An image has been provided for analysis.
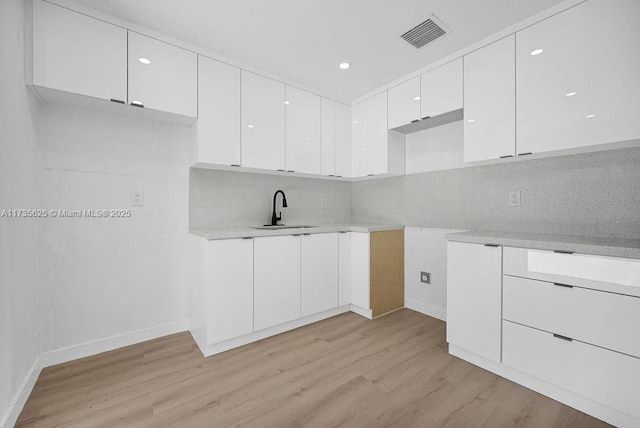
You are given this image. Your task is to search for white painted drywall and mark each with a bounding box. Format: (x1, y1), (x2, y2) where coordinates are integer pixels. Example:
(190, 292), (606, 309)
(0, 0), (41, 426)
(404, 227), (464, 320)
(35, 103), (190, 356)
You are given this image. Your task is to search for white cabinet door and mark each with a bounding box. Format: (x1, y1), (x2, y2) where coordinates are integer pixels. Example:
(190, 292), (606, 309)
(320, 97), (336, 176)
(366, 91), (389, 175)
(254, 235), (301, 330)
(285, 86), (321, 174)
(446, 241), (502, 362)
(350, 232), (370, 310)
(464, 35), (515, 162)
(351, 100), (368, 178)
(516, 0), (640, 155)
(207, 239), (253, 344)
(31, 0), (127, 102)
(241, 71), (286, 170)
(334, 102), (352, 178)
(301, 233), (338, 316)
(421, 58), (463, 118)
(191, 56), (241, 166)
(387, 77), (421, 129)
(128, 32), (197, 117)
(338, 232), (351, 307)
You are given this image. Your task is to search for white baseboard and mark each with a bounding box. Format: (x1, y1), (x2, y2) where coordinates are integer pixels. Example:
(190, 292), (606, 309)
(449, 345), (639, 428)
(349, 304), (373, 319)
(0, 356), (41, 428)
(405, 298), (446, 321)
(41, 319), (189, 368)
(196, 306), (351, 357)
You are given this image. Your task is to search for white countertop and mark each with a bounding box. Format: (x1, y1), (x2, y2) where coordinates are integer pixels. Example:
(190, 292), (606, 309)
(190, 224), (404, 240)
(447, 230), (640, 259)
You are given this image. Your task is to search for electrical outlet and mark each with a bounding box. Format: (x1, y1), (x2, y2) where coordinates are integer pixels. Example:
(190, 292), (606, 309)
(320, 198), (328, 209)
(420, 271), (431, 284)
(131, 190), (144, 206)
(509, 191), (520, 207)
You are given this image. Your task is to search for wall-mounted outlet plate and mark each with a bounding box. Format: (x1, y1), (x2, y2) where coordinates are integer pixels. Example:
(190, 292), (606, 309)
(320, 198), (328, 209)
(420, 271), (431, 284)
(131, 190), (144, 206)
(509, 191), (521, 207)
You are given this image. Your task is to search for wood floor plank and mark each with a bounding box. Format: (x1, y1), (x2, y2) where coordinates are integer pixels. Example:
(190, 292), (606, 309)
(16, 310), (611, 428)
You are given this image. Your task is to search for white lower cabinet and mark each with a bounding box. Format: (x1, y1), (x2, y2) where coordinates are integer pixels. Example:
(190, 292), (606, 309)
(207, 239), (254, 343)
(254, 235), (301, 330)
(301, 233), (339, 316)
(446, 241), (502, 362)
(350, 232), (370, 311)
(503, 320), (640, 420)
(338, 232), (352, 306)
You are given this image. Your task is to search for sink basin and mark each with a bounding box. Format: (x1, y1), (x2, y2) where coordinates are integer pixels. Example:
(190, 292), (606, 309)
(250, 225), (318, 230)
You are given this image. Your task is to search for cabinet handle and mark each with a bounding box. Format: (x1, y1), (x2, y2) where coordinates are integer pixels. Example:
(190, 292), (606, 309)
(484, 244), (500, 247)
(130, 102), (144, 108)
(110, 98), (125, 104)
(292, 234), (302, 237)
(277, 169), (286, 172)
(553, 282), (574, 289)
(328, 174), (335, 177)
(287, 170), (295, 173)
(518, 152), (533, 156)
(336, 175), (343, 178)
(367, 174), (375, 177)
(230, 164), (240, 167)
(410, 119), (420, 123)
(339, 231), (348, 234)
(302, 233), (311, 236)
(553, 333), (573, 342)
(499, 155), (514, 159)
(242, 237), (253, 240)
(553, 250), (574, 255)
(421, 116), (431, 120)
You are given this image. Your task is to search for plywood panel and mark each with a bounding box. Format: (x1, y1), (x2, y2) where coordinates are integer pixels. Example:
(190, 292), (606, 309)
(370, 230), (405, 318)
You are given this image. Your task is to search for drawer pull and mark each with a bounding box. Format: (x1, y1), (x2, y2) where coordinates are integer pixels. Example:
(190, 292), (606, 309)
(499, 155), (514, 159)
(110, 98), (125, 104)
(484, 244), (500, 247)
(518, 152), (533, 156)
(553, 250), (574, 254)
(411, 119), (420, 123)
(241, 237), (253, 240)
(554, 282), (574, 288)
(553, 333), (573, 342)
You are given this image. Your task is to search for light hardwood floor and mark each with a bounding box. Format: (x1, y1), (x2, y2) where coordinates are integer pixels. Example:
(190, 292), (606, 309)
(16, 309), (610, 427)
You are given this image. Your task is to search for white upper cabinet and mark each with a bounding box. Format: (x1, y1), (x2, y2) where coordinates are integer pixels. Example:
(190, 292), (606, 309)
(190, 56), (241, 166)
(387, 77), (421, 129)
(420, 58), (463, 118)
(464, 35), (516, 162)
(351, 100), (368, 177)
(334, 102), (352, 178)
(516, 0), (640, 155)
(320, 97), (336, 176)
(285, 86), (321, 174)
(301, 233), (339, 317)
(127, 32), (197, 117)
(31, 0), (127, 102)
(241, 71), (286, 171)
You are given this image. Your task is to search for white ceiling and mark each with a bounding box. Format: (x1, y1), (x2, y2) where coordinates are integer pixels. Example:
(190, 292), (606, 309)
(69, 0), (566, 102)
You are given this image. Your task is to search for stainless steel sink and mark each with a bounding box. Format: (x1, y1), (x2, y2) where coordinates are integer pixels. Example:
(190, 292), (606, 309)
(249, 225), (318, 230)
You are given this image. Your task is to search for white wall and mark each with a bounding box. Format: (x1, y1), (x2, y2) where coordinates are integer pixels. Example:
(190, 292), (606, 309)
(36, 103), (190, 363)
(0, 0), (41, 426)
(404, 227), (464, 320)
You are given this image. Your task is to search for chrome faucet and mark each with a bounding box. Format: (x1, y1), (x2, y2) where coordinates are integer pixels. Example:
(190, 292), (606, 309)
(271, 190), (288, 226)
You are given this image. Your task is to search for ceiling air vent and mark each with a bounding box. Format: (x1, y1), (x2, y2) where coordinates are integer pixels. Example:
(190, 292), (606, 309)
(401, 15), (448, 49)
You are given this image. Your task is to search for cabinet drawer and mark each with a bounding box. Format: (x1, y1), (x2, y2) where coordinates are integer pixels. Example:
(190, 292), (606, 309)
(503, 247), (640, 297)
(503, 321), (640, 419)
(503, 275), (640, 358)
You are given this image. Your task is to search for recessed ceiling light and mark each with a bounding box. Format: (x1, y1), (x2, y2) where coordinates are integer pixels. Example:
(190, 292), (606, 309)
(284, 101), (290, 105)
(530, 49), (544, 56)
(413, 96), (421, 101)
(247, 124), (255, 128)
(304, 137), (309, 141)
(566, 92), (577, 97)
(467, 119), (475, 123)
(138, 57), (151, 65)
(585, 114), (596, 118)
(352, 120), (358, 124)
(339, 62), (350, 70)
